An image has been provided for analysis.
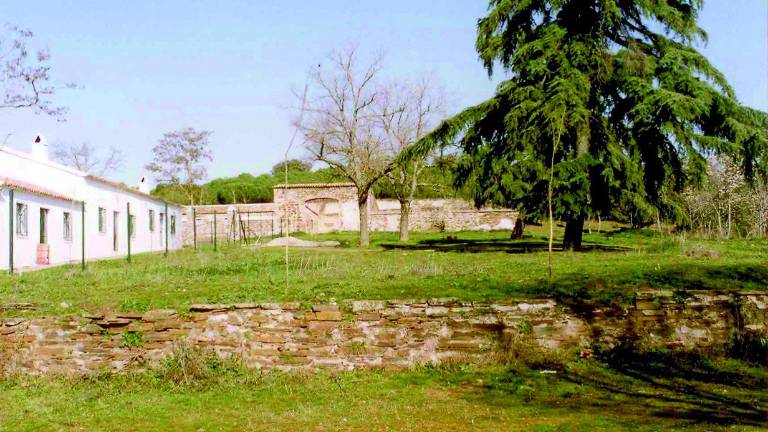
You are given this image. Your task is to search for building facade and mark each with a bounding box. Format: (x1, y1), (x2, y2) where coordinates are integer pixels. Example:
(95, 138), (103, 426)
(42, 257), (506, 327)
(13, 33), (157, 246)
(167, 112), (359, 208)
(0, 136), (183, 272)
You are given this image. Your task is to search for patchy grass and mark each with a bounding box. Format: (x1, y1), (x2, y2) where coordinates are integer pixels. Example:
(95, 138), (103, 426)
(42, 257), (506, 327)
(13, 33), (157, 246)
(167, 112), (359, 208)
(0, 352), (765, 431)
(0, 223), (766, 316)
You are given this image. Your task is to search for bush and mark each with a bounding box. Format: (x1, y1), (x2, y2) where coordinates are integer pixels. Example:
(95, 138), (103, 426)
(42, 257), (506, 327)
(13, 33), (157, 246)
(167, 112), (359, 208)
(156, 342), (244, 387)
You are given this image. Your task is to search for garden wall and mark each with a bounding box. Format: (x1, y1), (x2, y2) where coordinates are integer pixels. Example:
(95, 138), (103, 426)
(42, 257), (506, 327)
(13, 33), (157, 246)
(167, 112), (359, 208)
(1, 291), (765, 376)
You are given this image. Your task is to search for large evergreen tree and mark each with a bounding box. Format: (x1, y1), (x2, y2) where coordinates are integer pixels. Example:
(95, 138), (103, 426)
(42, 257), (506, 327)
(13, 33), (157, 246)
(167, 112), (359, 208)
(413, 0), (767, 249)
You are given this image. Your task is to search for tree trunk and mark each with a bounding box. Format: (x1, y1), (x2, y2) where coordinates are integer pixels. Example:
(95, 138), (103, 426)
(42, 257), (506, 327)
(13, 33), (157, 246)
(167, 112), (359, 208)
(399, 200), (410, 242)
(562, 216), (585, 251)
(359, 196), (370, 247)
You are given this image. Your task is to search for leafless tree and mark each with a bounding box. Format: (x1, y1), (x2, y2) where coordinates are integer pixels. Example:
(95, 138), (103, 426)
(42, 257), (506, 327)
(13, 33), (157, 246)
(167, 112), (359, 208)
(145, 128), (213, 205)
(0, 25), (70, 119)
(51, 141), (123, 176)
(378, 80), (444, 241)
(296, 48), (396, 247)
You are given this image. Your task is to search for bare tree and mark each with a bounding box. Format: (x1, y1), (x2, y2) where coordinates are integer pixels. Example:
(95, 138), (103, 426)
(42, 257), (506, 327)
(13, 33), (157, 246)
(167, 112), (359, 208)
(296, 48), (396, 247)
(51, 142), (123, 176)
(145, 128), (213, 205)
(0, 25), (69, 119)
(379, 80), (444, 241)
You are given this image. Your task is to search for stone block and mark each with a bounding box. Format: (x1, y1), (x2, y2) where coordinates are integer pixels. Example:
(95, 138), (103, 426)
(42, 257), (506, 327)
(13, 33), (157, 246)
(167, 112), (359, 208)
(427, 298), (459, 307)
(425, 306), (449, 317)
(351, 300), (386, 313)
(190, 304), (231, 312)
(308, 321), (339, 334)
(313, 311), (343, 321)
(312, 304), (341, 312)
(356, 312), (381, 321)
(141, 310), (177, 322)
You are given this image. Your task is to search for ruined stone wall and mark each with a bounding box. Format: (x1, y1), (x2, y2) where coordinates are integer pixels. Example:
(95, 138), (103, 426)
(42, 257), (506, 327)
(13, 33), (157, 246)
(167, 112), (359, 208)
(1, 291), (765, 376)
(182, 185), (519, 238)
(181, 204), (278, 245)
(370, 199), (518, 232)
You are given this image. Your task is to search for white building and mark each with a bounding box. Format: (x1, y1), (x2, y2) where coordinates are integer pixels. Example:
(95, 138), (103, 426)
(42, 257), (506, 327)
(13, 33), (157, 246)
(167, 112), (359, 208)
(0, 136), (183, 272)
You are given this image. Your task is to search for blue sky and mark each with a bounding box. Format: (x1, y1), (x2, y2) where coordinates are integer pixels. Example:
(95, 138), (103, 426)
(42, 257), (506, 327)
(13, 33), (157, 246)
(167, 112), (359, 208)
(0, 1), (765, 185)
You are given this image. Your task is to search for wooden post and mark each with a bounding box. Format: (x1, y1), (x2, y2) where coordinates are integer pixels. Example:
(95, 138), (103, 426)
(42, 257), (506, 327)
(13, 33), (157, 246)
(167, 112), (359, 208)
(164, 202), (169, 257)
(126, 202), (131, 263)
(213, 211), (218, 251)
(81, 201), (86, 270)
(8, 189), (13, 274)
(192, 207), (197, 250)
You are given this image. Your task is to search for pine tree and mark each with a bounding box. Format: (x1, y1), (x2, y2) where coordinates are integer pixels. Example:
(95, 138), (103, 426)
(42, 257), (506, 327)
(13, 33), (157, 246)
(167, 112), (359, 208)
(412, 0), (767, 250)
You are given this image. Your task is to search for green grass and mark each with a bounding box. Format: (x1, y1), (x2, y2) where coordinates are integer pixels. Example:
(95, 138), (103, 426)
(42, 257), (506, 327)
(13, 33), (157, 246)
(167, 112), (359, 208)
(1, 223), (767, 317)
(1, 352), (765, 431)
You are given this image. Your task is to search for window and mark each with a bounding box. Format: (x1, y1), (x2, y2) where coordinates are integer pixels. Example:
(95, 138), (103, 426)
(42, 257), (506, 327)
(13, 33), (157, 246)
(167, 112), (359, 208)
(149, 210), (155, 232)
(129, 214), (136, 239)
(170, 215), (176, 235)
(15, 203), (27, 237)
(98, 207), (106, 233)
(63, 212), (72, 241)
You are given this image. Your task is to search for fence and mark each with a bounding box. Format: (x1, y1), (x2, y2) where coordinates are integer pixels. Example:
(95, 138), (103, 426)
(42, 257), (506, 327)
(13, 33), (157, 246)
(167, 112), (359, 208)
(184, 207), (280, 248)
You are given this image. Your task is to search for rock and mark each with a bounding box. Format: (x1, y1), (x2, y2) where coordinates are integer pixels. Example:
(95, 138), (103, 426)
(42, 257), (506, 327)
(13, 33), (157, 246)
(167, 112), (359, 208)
(189, 304), (231, 312)
(0, 303), (35, 311)
(96, 318), (132, 328)
(312, 304), (340, 312)
(80, 324), (103, 334)
(311, 311), (343, 321)
(141, 309), (178, 322)
(352, 300), (385, 312)
(3, 317), (26, 327)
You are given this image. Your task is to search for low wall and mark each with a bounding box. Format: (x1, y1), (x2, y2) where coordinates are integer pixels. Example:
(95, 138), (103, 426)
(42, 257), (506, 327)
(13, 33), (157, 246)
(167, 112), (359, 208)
(1, 291), (765, 376)
(370, 199), (518, 232)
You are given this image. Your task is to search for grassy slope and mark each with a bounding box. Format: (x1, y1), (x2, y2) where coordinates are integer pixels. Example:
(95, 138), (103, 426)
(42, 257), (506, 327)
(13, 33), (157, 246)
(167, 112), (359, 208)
(1, 354), (766, 431)
(0, 223), (766, 316)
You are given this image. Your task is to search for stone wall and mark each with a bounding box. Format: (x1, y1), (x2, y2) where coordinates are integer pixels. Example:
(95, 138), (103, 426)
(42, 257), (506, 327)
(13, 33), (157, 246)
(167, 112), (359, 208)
(181, 184), (519, 242)
(1, 291), (765, 376)
(370, 199), (518, 232)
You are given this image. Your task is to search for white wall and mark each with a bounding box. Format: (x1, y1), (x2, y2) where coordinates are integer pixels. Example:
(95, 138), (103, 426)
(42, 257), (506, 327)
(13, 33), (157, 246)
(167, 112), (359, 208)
(0, 147), (182, 271)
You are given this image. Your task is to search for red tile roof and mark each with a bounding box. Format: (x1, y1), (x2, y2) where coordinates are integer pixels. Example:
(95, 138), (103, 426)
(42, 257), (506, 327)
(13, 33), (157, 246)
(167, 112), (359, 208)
(1, 177), (81, 202)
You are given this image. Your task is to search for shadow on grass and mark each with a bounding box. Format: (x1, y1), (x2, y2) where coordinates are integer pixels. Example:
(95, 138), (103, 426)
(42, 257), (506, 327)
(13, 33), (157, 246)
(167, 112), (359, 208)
(521, 262), (768, 311)
(559, 349), (768, 427)
(380, 238), (631, 254)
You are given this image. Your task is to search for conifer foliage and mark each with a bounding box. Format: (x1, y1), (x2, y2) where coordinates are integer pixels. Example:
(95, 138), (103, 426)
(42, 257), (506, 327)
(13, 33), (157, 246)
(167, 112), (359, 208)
(413, 0), (767, 249)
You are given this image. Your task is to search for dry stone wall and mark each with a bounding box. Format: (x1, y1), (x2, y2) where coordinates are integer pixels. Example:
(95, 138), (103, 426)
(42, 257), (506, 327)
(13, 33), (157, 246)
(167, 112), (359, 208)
(1, 291), (766, 376)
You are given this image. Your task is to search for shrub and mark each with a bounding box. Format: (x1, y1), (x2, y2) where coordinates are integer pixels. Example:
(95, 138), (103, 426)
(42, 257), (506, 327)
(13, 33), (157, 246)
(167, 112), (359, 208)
(155, 341), (244, 387)
(121, 331), (144, 348)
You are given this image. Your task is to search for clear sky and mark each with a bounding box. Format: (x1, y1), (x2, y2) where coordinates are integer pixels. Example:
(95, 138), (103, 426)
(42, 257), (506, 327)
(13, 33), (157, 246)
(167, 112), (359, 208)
(0, 1), (765, 186)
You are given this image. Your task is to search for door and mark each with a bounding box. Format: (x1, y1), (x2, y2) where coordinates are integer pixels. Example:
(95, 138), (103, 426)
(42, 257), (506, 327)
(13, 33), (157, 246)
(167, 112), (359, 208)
(113, 211), (119, 251)
(39, 208), (48, 244)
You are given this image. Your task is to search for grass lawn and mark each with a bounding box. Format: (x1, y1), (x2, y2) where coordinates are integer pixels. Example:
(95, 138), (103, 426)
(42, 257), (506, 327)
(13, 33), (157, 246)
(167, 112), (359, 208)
(1, 352), (765, 431)
(0, 223), (767, 317)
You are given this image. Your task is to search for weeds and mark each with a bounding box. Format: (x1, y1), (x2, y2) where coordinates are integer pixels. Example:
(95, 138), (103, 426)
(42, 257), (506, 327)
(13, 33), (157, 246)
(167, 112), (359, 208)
(121, 331), (144, 348)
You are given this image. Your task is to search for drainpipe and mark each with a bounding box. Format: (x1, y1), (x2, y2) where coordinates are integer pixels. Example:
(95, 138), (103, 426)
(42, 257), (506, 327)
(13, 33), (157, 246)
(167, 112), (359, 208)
(8, 189), (13, 274)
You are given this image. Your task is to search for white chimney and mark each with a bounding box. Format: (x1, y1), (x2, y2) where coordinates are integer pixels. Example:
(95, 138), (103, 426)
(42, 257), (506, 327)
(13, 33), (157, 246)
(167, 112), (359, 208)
(30, 134), (48, 160)
(138, 176), (151, 194)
